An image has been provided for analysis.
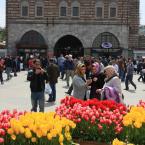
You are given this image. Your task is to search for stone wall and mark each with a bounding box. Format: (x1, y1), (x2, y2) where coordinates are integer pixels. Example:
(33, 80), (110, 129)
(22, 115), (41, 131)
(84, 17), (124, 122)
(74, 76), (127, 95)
(128, 0), (139, 50)
(138, 35), (145, 49)
(6, 0), (140, 56)
(7, 23), (128, 55)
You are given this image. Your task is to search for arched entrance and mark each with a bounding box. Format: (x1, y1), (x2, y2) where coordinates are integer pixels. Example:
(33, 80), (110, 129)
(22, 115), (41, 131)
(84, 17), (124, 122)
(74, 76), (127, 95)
(16, 30), (47, 58)
(54, 35), (84, 57)
(92, 32), (122, 57)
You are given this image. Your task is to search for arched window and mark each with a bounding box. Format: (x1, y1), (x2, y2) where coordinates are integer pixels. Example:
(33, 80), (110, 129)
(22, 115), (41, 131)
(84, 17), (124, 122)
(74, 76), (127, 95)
(95, 0), (104, 18)
(59, 0), (67, 17)
(71, 1), (80, 17)
(35, 0), (44, 17)
(109, 1), (118, 18)
(21, 0), (29, 17)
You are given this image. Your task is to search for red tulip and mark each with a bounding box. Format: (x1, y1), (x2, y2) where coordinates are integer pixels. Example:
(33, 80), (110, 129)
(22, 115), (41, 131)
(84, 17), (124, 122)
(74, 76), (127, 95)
(0, 129), (5, 136)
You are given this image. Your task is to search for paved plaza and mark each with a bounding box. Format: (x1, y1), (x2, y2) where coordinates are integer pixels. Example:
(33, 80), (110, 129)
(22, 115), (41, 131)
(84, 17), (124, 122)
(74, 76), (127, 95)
(0, 71), (145, 112)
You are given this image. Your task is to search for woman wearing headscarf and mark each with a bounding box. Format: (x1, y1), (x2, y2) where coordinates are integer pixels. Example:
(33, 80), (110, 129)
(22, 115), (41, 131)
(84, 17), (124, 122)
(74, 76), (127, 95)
(97, 65), (123, 103)
(72, 63), (92, 100)
(89, 62), (105, 99)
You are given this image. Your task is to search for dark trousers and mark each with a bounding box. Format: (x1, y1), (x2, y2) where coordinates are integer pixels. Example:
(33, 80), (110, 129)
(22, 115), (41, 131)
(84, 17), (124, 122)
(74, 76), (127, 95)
(67, 83), (73, 95)
(50, 83), (56, 101)
(125, 75), (136, 89)
(31, 91), (45, 112)
(0, 71), (3, 84)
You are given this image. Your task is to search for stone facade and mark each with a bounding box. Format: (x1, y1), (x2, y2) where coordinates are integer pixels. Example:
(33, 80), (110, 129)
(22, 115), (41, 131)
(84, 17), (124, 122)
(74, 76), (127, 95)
(6, 0), (140, 57)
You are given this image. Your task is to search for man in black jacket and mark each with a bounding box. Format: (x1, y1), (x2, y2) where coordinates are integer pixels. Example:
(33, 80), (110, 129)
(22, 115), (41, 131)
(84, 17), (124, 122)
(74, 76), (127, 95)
(47, 58), (59, 102)
(27, 59), (48, 112)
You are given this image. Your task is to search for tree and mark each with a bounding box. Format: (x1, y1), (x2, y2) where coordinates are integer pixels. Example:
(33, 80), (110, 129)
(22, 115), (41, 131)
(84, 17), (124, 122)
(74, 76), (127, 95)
(0, 27), (6, 42)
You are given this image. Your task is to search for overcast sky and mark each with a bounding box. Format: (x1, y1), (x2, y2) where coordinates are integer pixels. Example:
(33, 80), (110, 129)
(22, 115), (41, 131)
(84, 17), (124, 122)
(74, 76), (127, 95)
(0, 0), (145, 27)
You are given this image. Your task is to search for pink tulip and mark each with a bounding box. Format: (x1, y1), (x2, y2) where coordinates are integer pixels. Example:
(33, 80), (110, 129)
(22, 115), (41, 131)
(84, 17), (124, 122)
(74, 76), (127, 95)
(0, 138), (4, 143)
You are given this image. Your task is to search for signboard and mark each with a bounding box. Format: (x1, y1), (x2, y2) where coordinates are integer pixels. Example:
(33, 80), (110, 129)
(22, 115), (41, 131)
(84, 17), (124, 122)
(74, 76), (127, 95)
(101, 42), (112, 49)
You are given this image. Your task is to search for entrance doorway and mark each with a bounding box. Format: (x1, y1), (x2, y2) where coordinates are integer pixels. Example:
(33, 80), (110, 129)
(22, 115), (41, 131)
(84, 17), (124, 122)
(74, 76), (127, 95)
(16, 30), (47, 58)
(92, 32), (122, 57)
(54, 35), (83, 57)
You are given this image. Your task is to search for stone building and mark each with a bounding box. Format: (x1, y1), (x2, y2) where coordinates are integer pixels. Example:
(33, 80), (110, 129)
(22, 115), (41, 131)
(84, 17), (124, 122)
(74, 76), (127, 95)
(6, 0), (139, 58)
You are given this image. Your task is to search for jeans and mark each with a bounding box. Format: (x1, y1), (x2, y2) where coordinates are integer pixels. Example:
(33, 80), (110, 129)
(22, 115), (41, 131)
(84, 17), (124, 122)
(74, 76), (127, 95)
(50, 83), (56, 101)
(66, 70), (74, 86)
(119, 69), (125, 81)
(125, 75), (136, 89)
(6, 67), (12, 80)
(59, 65), (65, 79)
(31, 91), (45, 112)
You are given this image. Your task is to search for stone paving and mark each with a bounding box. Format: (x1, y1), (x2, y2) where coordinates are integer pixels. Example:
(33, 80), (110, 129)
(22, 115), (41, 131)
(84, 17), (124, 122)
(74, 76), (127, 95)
(0, 71), (145, 112)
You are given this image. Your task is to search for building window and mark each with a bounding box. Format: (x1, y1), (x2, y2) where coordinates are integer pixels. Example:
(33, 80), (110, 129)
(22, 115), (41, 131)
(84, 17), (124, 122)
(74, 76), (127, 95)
(60, 7), (67, 16)
(96, 7), (103, 17)
(59, 1), (67, 17)
(110, 7), (116, 17)
(21, 0), (29, 17)
(109, 1), (117, 18)
(96, 1), (104, 18)
(35, 1), (43, 17)
(71, 1), (80, 17)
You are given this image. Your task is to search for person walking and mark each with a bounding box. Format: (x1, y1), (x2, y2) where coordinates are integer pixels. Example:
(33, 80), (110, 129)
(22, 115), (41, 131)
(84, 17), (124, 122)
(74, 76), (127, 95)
(27, 59), (48, 112)
(124, 59), (136, 90)
(46, 58), (59, 102)
(64, 55), (74, 87)
(0, 58), (4, 85)
(57, 54), (65, 79)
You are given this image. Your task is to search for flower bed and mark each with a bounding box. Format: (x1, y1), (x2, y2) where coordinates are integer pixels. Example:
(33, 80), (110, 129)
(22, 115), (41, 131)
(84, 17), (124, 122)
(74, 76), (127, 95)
(56, 97), (127, 143)
(0, 109), (24, 144)
(0, 98), (145, 145)
(122, 106), (145, 145)
(6, 112), (76, 145)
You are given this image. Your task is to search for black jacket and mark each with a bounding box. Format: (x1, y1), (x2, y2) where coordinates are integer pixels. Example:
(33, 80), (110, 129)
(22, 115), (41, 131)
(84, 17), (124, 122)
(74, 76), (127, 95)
(47, 63), (59, 84)
(27, 69), (48, 92)
(90, 72), (105, 99)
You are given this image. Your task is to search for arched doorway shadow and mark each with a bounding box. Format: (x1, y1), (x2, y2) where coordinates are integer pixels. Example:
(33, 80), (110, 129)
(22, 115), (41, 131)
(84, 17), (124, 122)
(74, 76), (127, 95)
(54, 35), (84, 57)
(16, 30), (47, 58)
(92, 32), (122, 57)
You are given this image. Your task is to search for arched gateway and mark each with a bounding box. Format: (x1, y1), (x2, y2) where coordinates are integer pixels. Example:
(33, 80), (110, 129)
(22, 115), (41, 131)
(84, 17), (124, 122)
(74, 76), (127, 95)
(92, 32), (122, 57)
(54, 35), (84, 57)
(16, 30), (47, 57)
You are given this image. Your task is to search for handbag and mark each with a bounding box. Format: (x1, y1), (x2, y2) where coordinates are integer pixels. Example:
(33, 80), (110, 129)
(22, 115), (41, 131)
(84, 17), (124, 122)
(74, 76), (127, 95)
(45, 83), (52, 94)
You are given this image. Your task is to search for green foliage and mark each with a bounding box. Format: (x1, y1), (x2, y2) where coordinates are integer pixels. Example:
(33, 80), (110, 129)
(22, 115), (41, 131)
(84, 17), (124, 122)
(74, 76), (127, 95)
(0, 27), (6, 42)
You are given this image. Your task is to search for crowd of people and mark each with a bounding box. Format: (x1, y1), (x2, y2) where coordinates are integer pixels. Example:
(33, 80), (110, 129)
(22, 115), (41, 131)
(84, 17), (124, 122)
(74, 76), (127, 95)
(0, 54), (145, 112)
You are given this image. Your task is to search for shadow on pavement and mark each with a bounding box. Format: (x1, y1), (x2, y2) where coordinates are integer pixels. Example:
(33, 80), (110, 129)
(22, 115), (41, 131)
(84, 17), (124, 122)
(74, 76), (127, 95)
(44, 102), (56, 107)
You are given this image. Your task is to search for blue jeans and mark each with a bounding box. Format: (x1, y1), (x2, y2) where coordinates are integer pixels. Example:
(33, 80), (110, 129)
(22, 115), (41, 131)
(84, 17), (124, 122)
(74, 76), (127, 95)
(50, 83), (56, 101)
(31, 91), (45, 112)
(119, 69), (125, 81)
(125, 75), (136, 89)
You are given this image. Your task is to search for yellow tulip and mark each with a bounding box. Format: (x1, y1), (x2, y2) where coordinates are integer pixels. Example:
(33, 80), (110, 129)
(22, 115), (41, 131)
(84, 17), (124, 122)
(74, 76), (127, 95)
(25, 131), (32, 139)
(7, 128), (14, 135)
(134, 121), (142, 128)
(59, 134), (64, 143)
(31, 137), (37, 143)
(47, 133), (52, 140)
(11, 134), (16, 140)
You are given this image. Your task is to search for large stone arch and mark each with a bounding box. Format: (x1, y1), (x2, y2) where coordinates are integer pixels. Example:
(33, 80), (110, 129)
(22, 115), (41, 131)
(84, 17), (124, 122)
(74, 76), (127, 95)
(16, 29), (48, 47)
(92, 32), (122, 56)
(54, 34), (84, 57)
(16, 30), (48, 57)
